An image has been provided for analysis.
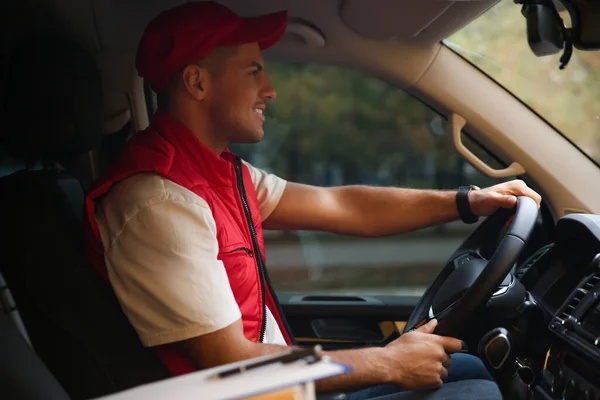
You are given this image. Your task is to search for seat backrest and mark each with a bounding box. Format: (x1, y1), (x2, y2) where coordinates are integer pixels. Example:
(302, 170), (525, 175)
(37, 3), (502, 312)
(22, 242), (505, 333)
(0, 312), (70, 400)
(0, 34), (169, 400)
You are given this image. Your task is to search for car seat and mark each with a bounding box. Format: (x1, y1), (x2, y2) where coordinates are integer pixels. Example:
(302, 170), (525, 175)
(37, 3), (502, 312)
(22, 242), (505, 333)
(0, 304), (70, 400)
(0, 34), (169, 399)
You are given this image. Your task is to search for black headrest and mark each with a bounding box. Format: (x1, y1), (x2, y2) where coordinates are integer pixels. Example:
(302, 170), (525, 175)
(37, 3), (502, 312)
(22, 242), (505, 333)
(3, 34), (104, 164)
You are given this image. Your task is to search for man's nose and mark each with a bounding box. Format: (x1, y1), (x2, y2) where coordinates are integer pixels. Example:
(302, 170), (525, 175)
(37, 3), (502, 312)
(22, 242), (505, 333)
(262, 77), (277, 100)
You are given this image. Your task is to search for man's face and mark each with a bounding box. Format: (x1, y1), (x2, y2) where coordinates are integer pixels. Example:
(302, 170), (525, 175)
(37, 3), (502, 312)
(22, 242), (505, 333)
(205, 43), (276, 144)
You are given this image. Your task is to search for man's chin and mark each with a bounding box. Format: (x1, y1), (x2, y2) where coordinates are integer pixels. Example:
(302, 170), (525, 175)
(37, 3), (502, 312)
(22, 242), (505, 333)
(232, 130), (264, 144)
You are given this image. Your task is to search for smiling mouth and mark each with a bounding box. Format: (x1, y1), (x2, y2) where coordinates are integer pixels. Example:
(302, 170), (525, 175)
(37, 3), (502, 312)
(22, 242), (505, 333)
(253, 108), (265, 123)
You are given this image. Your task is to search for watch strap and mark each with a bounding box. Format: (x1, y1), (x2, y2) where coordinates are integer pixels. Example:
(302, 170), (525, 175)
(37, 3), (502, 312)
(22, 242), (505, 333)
(456, 185), (479, 224)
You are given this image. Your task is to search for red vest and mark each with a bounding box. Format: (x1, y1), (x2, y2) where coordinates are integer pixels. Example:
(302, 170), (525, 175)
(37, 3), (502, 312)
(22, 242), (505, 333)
(84, 110), (293, 376)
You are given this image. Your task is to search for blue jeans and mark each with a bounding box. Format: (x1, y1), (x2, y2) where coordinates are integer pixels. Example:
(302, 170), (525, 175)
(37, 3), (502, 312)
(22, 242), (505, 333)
(322, 353), (501, 400)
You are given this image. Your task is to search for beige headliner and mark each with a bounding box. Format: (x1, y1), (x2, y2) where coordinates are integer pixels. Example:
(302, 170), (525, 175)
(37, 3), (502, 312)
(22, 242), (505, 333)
(2, 0), (599, 217)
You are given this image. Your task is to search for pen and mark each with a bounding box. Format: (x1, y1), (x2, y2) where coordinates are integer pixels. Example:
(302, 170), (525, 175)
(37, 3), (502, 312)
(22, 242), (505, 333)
(208, 345), (323, 380)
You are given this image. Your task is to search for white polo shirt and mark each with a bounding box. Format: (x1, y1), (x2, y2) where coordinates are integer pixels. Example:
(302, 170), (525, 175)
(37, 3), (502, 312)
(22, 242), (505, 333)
(94, 160), (287, 347)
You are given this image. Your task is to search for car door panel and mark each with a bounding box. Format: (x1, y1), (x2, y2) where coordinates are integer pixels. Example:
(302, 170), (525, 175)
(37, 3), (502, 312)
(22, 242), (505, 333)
(278, 293), (420, 350)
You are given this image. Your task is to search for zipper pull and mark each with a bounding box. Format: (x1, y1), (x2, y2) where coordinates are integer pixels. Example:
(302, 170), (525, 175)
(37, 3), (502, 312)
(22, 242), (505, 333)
(246, 248), (254, 258)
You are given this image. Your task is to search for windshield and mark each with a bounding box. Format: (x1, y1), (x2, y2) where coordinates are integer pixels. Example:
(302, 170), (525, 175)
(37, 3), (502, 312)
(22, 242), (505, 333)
(445, 1), (600, 165)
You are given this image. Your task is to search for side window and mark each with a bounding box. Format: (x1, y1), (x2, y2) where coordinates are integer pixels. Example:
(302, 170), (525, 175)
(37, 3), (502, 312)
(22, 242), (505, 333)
(231, 62), (506, 296)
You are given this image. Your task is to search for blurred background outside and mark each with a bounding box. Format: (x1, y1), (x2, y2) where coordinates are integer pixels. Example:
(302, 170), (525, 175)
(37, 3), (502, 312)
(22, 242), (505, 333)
(231, 1), (600, 296)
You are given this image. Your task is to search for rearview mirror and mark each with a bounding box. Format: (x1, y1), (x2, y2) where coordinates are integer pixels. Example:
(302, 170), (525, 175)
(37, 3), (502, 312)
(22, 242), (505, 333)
(524, 3), (564, 57)
(517, 0), (600, 69)
(561, 0), (600, 50)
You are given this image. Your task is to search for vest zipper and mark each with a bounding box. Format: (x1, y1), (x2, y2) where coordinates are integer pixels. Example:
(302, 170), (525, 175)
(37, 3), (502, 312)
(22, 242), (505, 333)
(234, 158), (267, 342)
(223, 247), (253, 256)
(234, 157), (293, 344)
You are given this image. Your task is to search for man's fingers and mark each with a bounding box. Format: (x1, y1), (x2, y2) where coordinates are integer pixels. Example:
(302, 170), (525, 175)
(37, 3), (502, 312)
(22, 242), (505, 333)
(486, 180), (542, 209)
(500, 194), (517, 208)
(442, 353), (452, 368)
(436, 336), (463, 354)
(523, 187), (542, 207)
(416, 318), (438, 334)
(508, 180), (542, 207)
(440, 366), (449, 380)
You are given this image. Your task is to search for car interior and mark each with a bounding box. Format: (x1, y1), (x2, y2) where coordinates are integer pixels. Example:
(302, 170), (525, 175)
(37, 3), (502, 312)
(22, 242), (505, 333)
(1, 0), (600, 399)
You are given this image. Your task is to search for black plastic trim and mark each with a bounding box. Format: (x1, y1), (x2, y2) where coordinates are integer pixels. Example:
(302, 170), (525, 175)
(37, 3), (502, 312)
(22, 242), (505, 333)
(279, 294), (420, 319)
(508, 196), (540, 241)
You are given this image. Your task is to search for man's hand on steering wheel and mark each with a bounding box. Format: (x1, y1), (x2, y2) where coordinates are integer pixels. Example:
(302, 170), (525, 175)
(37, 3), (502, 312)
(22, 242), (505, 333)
(469, 179), (542, 217)
(404, 182), (541, 337)
(381, 319), (464, 390)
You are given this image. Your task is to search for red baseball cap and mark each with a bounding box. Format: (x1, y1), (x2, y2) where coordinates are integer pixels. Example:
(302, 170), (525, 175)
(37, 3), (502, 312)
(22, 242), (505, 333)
(136, 1), (288, 93)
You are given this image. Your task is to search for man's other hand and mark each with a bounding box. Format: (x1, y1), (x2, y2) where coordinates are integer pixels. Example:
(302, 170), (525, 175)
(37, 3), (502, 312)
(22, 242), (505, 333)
(381, 319), (463, 390)
(469, 179), (542, 217)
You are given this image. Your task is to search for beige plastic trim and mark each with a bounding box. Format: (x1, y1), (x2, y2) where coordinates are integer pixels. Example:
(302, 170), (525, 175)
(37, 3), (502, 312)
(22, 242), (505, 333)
(562, 208), (588, 215)
(285, 21), (326, 48)
(129, 71), (150, 131)
(451, 113), (526, 178)
(104, 109), (131, 134)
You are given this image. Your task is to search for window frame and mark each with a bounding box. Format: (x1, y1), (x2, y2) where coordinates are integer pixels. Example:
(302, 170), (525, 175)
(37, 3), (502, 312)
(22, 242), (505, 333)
(442, 40), (600, 170)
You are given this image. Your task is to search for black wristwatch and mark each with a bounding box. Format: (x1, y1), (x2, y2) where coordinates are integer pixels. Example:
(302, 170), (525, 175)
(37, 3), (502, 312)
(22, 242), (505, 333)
(456, 185), (479, 224)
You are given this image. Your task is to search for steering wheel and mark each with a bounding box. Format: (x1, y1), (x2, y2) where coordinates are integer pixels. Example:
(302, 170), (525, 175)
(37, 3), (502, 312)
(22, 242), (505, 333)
(403, 196), (539, 337)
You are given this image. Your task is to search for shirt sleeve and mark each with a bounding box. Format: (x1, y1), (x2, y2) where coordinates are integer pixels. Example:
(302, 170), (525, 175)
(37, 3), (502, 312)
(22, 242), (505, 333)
(103, 198), (242, 347)
(242, 160), (287, 221)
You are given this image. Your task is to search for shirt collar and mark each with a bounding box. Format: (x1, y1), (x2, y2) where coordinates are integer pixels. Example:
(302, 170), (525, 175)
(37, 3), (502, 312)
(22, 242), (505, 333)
(149, 109), (237, 186)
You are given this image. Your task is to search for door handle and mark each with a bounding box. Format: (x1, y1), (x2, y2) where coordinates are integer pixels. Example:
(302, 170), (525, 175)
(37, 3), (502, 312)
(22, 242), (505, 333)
(287, 295), (384, 306)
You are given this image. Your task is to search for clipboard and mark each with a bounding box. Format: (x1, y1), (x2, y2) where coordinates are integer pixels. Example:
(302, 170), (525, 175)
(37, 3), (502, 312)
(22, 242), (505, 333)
(94, 346), (351, 400)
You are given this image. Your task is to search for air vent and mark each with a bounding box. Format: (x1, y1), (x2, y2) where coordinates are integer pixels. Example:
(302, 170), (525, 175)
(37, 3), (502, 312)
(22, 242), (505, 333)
(515, 244), (553, 279)
(559, 288), (587, 322)
(584, 274), (600, 292)
(558, 273), (600, 322)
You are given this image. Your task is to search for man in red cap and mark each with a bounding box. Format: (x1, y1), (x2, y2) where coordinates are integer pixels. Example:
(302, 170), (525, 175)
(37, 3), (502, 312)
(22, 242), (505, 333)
(85, 2), (540, 399)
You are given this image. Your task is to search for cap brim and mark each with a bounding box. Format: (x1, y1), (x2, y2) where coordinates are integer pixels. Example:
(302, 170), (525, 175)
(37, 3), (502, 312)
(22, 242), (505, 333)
(221, 10), (288, 50)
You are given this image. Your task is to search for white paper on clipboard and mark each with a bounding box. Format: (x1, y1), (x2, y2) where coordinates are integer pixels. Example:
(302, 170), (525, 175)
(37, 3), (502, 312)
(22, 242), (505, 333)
(94, 352), (351, 400)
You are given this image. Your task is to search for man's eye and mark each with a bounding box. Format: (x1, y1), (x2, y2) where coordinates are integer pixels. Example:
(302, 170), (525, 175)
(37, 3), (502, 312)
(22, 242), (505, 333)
(250, 69), (259, 76)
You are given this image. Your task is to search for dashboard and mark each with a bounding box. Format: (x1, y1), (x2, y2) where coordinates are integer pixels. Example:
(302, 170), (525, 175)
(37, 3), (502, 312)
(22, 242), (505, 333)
(526, 215), (600, 315)
(517, 214), (600, 399)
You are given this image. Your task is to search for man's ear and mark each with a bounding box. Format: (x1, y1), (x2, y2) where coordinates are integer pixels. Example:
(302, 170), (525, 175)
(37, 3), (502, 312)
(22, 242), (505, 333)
(182, 64), (208, 101)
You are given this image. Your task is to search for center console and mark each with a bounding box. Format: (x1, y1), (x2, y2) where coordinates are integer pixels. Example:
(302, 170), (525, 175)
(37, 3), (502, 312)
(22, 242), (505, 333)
(536, 261), (600, 400)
